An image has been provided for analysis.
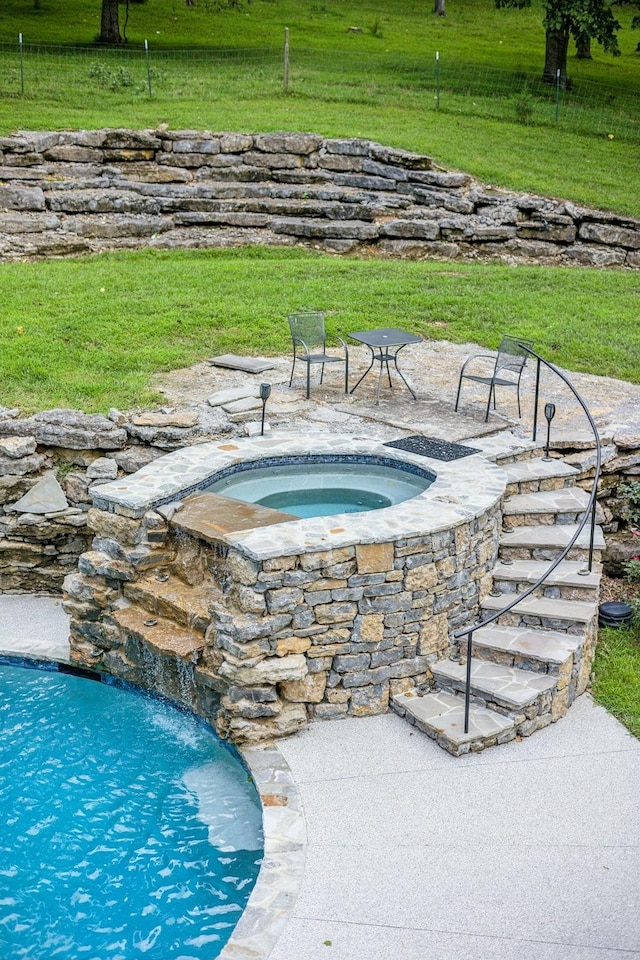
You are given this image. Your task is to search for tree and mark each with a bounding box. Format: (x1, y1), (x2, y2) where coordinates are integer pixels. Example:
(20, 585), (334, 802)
(496, 0), (621, 86)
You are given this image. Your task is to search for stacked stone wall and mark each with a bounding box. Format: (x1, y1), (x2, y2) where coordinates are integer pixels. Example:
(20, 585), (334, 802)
(63, 496), (502, 743)
(0, 403), (638, 594)
(1, 129), (638, 267)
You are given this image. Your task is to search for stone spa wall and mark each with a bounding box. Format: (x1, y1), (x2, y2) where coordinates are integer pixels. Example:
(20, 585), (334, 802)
(62, 435), (506, 743)
(1, 129), (639, 267)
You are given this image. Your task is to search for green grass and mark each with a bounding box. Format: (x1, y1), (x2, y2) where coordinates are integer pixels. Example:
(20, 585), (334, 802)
(2, 0), (639, 78)
(0, 0), (638, 215)
(1, 246), (638, 412)
(592, 625), (640, 738)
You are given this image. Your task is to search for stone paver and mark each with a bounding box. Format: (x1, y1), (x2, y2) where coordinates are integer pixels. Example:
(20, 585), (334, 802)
(503, 487), (591, 516)
(481, 593), (597, 624)
(471, 624), (582, 665)
(392, 688), (515, 749)
(432, 656), (557, 707)
(492, 559), (601, 591)
(500, 523), (605, 551)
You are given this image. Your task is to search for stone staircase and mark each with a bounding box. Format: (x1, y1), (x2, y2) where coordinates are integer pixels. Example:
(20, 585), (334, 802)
(392, 452), (603, 756)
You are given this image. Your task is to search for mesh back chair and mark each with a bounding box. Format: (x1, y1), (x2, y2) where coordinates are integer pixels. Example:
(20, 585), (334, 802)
(455, 335), (534, 422)
(288, 312), (349, 399)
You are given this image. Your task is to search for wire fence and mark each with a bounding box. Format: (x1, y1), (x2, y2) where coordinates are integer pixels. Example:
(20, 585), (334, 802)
(1, 38), (638, 142)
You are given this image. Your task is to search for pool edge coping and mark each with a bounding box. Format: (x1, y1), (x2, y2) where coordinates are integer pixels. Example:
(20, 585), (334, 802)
(220, 742), (306, 960)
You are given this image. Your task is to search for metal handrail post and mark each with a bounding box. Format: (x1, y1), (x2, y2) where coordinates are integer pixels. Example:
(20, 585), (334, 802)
(532, 355), (541, 441)
(464, 630), (473, 734)
(588, 500), (597, 573)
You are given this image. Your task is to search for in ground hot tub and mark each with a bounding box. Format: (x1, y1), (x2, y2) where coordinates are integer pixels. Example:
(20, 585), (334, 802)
(201, 455), (436, 519)
(81, 434), (507, 747)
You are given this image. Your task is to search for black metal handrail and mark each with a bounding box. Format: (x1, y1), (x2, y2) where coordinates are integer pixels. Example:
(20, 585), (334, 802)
(454, 346), (602, 734)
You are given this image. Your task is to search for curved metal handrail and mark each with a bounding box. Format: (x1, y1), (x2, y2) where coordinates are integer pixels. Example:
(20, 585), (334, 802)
(454, 345), (602, 733)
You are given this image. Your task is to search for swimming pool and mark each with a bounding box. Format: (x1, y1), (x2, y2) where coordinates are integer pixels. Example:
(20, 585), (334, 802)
(202, 455), (435, 519)
(0, 663), (263, 960)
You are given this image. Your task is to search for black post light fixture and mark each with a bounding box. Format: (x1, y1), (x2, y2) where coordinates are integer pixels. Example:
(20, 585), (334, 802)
(259, 382), (271, 436)
(542, 402), (556, 460)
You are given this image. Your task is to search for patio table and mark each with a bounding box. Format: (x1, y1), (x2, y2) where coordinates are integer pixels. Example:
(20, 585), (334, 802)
(349, 328), (421, 405)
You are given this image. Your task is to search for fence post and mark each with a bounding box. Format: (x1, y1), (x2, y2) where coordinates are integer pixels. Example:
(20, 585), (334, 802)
(555, 68), (561, 122)
(144, 39), (152, 97)
(435, 50), (440, 109)
(19, 33), (25, 97)
(283, 27), (290, 94)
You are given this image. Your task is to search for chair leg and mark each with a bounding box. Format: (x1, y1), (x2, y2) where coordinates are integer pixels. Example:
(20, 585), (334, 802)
(344, 358), (349, 394)
(454, 373), (464, 412)
(484, 383), (494, 422)
(320, 362), (325, 385)
(516, 378), (522, 418)
(289, 357), (296, 389)
(306, 363), (311, 399)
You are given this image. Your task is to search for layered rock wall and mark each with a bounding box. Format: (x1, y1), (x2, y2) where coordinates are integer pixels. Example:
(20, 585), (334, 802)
(1, 129), (638, 267)
(0, 403), (638, 594)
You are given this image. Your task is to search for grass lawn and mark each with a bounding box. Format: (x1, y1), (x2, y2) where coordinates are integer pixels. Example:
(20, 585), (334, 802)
(1, 246), (638, 413)
(0, 1), (638, 215)
(592, 625), (640, 739)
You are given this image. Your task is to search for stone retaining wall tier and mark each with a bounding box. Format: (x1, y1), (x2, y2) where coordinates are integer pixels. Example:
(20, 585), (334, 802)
(0, 130), (638, 266)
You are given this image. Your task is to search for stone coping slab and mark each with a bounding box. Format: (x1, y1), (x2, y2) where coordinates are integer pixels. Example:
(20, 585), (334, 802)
(90, 433), (507, 560)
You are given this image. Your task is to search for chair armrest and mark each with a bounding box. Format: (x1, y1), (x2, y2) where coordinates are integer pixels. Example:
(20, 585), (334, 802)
(325, 335), (349, 359)
(459, 353), (496, 376)
(292, 335), (312, 357)
(336, 336), (349, 359)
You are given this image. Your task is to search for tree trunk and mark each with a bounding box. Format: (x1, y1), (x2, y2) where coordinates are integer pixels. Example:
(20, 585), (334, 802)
(542, 27), (570, 87)
(575, 33), (592, 59)
(434, 0), (446, 15)
(98, 0), (124, 44)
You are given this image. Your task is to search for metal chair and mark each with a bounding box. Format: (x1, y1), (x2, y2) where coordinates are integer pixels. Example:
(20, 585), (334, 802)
(454, 335), (534, 422)
(288, 312), (349, 399)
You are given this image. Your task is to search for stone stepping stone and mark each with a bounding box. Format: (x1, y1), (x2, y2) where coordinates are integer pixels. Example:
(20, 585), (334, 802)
(481, 592), (597, 625)
(208, 386), (259, 407)
(432, 657), (557, 709)
(392, 690), (515, 756)
(503, 487), (592, 517)
(492, 558), (601, 591)
(221, 396), (263, 414)
(500, 523), (605, 551)
(502, 457), (578, 483)
(470, 624), (582, 667)
(209, 354), (275, 374)
(7, 472), (68, 514)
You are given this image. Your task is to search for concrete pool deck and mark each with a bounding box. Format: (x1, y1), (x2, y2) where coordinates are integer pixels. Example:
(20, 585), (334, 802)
(1, 595), (638, 960)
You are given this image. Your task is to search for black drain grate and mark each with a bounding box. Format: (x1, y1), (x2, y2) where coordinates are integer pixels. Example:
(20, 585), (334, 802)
(384, 435), (481, 462)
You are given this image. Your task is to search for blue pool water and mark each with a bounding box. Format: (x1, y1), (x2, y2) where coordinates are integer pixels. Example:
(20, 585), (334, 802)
(0, 664), (263, 960)
(204, 457), (435, 519)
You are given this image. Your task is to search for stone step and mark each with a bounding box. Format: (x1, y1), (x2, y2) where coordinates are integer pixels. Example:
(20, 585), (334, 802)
(502, 487), (594, 529)
(469, 624), (582, 672)
(462, 432), (540, 466)
(391, 690), (516, 756)
(432, 657), (557, 711)
(481, 593), (597, 631)
(124, 573), (219, 634)
(499, 523), (605, 562)
(491, 559), (601, 601)
(503, 457), (579, 495)
(112, 605), (205, 661)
